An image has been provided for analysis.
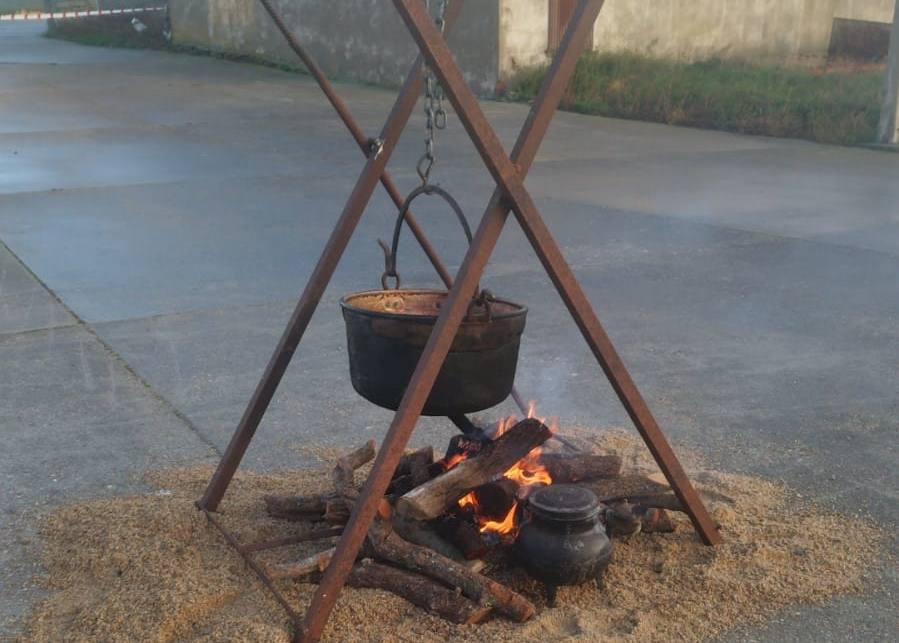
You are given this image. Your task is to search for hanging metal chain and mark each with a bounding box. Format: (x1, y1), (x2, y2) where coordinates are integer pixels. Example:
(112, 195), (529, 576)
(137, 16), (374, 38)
(417, 0), (449, 185)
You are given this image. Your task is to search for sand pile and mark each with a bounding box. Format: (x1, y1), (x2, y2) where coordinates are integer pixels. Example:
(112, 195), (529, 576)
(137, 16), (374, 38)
(17, 429), (889, 642)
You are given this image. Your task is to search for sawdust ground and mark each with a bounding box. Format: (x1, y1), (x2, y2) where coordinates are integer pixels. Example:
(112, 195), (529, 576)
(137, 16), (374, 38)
(16, 428), (890, 642)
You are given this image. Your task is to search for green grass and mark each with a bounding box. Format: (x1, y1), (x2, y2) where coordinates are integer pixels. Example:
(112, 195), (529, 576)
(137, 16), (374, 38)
(506, 52), (885, 145)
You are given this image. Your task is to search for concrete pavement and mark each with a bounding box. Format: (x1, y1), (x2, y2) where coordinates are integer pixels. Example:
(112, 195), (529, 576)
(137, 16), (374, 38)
(1, 21), (897, 640)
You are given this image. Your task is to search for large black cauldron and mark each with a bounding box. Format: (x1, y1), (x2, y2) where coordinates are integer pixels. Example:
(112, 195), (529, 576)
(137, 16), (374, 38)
(340, 185), (527, 417)
(341, 289), (526, 416)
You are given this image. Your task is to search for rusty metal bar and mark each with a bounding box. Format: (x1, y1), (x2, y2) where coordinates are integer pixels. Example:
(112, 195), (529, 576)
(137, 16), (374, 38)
(298, 2), (606, 640)
(203, 510), (304, 628)
(256, 0), (454, 288)
(197, 0), (466, 513)
(392, 0), (722, 547)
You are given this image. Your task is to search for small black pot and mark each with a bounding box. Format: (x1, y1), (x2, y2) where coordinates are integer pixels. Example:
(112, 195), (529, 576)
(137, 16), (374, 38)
(516, 485), (613, 606)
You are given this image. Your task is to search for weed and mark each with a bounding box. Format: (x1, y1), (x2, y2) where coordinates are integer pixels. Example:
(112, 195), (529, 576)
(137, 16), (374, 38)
(505, 52), (884, 145)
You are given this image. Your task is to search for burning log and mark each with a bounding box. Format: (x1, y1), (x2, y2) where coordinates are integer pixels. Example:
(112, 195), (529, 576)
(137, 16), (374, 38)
(347, 560), (492, 625)
(466, 479), (518, 521)
(397, 418), (552, 521)
(366, 521), (535, 622)
(539, 453), (621, 482)
(443, 434), (486, 461)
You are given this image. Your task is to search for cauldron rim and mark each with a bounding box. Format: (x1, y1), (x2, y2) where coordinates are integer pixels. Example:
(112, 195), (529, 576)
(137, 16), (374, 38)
(340, 288), (528, 323)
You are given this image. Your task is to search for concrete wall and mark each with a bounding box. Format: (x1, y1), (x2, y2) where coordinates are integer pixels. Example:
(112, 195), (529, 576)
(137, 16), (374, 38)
(498, 0), (547, 78)
(498, 0), (898, 77)
(170, 0), (896, 96)
(169, 0), (500, 95)
(834, 0), (895, 22)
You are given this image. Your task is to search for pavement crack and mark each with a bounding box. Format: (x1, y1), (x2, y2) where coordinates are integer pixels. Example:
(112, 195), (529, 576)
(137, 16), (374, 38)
(0, 237), (223, 457)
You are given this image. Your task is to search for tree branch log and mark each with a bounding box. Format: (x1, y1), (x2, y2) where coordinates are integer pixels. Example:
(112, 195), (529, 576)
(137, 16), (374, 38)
(539, 453), (621, 482)
(263, 494), (327, 521)
(578, 474), (672, 503)
(347, 560), (492, 625)
(366, 521), (535, 622)
(333, 439), (376, 498)
(266, 547), (336, 580)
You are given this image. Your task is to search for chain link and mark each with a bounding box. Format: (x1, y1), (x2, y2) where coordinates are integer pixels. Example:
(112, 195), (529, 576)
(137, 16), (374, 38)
(417, 0), (449, 185)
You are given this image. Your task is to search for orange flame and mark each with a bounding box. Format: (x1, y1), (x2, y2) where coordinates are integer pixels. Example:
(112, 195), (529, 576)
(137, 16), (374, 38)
(503, 453), (552, 487)
(479, 500), (518, 535)
(493, 415), (516, 439)
(443, 452), (467, 470)
(453, 401), (559, 538)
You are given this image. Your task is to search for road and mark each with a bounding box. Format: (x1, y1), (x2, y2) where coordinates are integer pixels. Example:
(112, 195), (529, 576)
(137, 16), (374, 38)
(1, 20), (897, 640)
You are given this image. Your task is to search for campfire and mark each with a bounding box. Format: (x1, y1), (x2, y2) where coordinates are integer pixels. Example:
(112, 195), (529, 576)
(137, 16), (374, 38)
(262, 406), (682, 624)
(450, 407), (555, 543)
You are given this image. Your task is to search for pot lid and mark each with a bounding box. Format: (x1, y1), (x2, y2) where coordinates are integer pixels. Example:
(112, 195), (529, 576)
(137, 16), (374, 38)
(528, 484), (600, 522)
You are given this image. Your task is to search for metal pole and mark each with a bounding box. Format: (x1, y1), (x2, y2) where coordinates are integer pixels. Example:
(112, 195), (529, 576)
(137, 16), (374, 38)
(878, 0), (899, 144)
(392, 0), (721, 547)
(197, 0), (466, 513)
(298, 2), (607, 640)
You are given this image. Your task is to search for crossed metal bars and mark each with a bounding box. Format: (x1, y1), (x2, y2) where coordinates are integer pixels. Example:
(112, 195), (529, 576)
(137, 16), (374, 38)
(197, 1), (721, 640)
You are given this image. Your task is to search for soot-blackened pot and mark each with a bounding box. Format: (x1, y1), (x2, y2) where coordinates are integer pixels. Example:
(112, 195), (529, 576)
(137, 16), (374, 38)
(341, 289), (526, 416)
(516, 484), (613, 606)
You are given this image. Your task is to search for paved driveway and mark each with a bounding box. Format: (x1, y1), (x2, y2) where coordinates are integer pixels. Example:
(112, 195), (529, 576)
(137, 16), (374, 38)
(1, 21), (897, 640)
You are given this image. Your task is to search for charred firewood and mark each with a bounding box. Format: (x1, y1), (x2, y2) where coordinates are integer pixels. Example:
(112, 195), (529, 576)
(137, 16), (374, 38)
(347, 559), (492, 625)
(366, 520), (535, 622)
(394, 446), (434, 481)
(443, 433), (487, 462)
(391, 514), (466, 562)
(436, 514), (488, 560)
(397, 419), (552, 521)
(468, 479), (518, 522)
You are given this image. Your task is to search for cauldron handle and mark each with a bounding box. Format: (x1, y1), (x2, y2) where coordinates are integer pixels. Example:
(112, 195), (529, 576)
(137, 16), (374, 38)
(379, 184), (474, 291)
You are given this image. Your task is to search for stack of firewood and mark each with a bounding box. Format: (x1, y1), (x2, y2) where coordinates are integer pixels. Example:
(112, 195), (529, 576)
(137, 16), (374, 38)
(262, 419), (684, 624)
